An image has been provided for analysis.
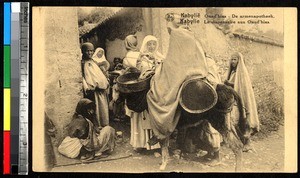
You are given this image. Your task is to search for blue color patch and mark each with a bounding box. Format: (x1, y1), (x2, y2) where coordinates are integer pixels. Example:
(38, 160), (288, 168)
(4, 2), (11, 45)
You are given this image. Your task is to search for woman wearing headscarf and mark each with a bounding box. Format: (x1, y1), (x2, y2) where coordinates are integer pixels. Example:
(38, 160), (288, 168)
(224, 52), (259, 152)
(123, 35), (140, 69)
(121, 35), (160, 151)
(92, 47), (110, 78)
(138, 35), (165, 78)
(73, 98), (100, 133)
(81, 42), (110, 128)
(58, 98), (115, 160)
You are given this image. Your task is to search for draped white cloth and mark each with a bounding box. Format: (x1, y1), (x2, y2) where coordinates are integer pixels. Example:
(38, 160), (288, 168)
(226, 52), (260, 133)
(83, 59), (109, 90)
(92, 48), (110, 71)
(83, 59), (109, 127)
(206, 56), (222, 84)
(123, 51), (140, 69)
(147, 26), (209, 139)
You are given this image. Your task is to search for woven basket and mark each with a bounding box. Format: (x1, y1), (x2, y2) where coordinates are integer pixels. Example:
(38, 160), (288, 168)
(180, 77), (218, 114)
(116, 72), (152, 93)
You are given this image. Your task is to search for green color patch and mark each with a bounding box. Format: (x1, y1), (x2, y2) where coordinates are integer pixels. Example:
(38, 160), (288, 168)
(4, 45), (11, 88)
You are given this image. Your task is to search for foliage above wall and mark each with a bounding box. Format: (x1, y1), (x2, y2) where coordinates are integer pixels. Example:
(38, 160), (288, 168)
(82, 8), (144, 41)
(78, 7), (120, 27)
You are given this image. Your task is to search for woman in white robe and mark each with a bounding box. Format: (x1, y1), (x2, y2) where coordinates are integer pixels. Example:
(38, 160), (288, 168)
(123, 35), (160, 150)
(81, 42), (110, 128)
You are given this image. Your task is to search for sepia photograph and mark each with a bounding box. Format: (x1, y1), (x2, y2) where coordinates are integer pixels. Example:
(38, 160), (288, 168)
(32, 7), (297, 173)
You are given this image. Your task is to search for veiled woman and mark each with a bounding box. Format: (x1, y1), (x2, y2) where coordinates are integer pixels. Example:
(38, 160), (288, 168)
(225, 52), (260, 151)
(123, 35), (140, 69)
(92, 47), (110, 78)
(123, 35), (160, 151)
(138, 35), (165, 76)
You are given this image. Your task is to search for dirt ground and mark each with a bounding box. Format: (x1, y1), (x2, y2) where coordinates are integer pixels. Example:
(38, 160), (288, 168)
(51, 120), (284, 173)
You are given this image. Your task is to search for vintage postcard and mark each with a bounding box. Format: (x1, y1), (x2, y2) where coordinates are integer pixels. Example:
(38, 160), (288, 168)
(32, 7), (297, 173)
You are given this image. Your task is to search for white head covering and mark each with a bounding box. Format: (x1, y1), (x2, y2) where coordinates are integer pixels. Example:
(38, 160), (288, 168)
(92, 48), (106, 63)
(140, 35), (164, 62)
(92, 47), (110, 71)
(228, 52), (260, 132)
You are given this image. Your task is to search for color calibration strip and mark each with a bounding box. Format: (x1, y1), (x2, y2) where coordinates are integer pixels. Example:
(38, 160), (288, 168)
(11, 2), (21, 174)
(19, 2), (29, 175)
(3, 2), (12, 175)
(3, 2), (29, 175)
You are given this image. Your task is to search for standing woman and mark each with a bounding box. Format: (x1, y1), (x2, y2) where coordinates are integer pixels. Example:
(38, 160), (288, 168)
(122, 35), (160, 151)
(224, 52), (259, 151)
(81, 42), (110, 128)
(137, 35), (165, 149)
(123, 35), (145, 150)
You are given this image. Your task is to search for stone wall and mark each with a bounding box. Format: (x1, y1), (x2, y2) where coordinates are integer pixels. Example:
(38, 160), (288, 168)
(43, 8), (82, 144)
(33, 7), (83, 171)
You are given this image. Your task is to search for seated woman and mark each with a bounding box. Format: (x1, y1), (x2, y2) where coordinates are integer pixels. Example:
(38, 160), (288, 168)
(58, 98), (115, 160)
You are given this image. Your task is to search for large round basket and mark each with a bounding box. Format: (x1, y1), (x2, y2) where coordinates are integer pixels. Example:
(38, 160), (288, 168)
(179, 77), (218, 114)
(116, 72), (152, 93)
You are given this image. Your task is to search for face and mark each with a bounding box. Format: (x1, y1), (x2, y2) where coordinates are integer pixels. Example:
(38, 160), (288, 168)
(230, 56), (239, 68)
(147, 40), (157, 53)
(96, 50), (103, 58)
(83, 49), (94, 59)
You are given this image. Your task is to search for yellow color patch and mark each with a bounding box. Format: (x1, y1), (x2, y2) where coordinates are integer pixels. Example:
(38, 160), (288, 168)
(4, 89), (10, 131)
